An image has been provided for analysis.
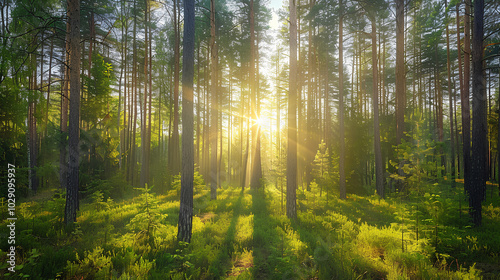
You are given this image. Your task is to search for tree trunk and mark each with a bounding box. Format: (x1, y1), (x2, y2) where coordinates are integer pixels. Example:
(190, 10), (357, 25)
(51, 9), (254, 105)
(395, 0), (405, 190)
(462, 0), (472, 192)
(170, 0), (181, 176)
(210, 0), (218, 199)
(446, 0), (455, 187)
(140, 1), (150, 188)
(250, 0), (262, 189)
(178, 0), (195, 243)
(287, 0), (298, 219)
(65, 0), (81, 225)
(470, 0), (486, 226)
(371, 18), (384, 198)
(196, 45), (201, 166)
(59, 19), (70, 189)
(305, 0), (316, 191)
(339, 0), (346, 200)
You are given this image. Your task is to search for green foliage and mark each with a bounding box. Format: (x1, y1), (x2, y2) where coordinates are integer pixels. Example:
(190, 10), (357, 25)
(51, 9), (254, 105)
(391, 111), (444, 193)
(89, 190), (114, 212)
(65, 247), (113, 280)
(126, 185), (167, 254)
(2, 180), (497, 279)
(83, 173), (130, 200)
(311, 140), (337, 197)
(82, 54), (114, 127)
(345, 111), (372, 195)
(171, 169), (206, 196)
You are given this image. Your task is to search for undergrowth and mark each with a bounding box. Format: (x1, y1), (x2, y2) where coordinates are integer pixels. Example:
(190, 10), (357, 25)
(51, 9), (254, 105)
(1, 174), (499, 279)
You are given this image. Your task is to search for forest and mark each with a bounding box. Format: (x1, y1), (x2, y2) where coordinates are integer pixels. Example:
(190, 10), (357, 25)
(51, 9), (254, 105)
(1, 0), (500, 278)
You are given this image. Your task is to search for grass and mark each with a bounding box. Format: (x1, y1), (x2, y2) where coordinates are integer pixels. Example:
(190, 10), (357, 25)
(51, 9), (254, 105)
(1, 180), (500, 279)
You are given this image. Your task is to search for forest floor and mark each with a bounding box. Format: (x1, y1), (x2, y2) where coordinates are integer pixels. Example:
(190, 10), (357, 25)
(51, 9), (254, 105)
(1, 179), (500, 279)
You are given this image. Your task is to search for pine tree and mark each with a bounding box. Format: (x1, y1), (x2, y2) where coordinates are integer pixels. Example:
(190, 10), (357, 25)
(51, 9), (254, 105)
(178, 0), (195, 243)
(65, 0), (81, 225)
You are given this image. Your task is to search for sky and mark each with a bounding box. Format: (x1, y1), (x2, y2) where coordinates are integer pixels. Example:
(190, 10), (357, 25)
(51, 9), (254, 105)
(268, 0), (283, 30)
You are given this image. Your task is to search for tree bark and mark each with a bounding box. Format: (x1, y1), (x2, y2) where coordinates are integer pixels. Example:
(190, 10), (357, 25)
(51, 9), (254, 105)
(170, 0), (181, 176)
(287, 0), (298, 219)
(210, 0), (218, 199)
(250, 0), (262, 189)
(339, 0), (346, 200)
(470, 0), (486, 226)
(141, 0), (150, 188)
(371, 18), (384, 198)
(65, 0), (81, 225)
(446, 0), (455, 187)
(305, 0), (316, 191)
(59, 19), (70, 189)
(395, 0), (405, 189)
(178, 0), (195, 243)
(462, 0), (472, 192)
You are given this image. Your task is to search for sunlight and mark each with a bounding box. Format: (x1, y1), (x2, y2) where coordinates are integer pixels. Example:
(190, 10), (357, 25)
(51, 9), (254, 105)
(254, 117), (266, 128)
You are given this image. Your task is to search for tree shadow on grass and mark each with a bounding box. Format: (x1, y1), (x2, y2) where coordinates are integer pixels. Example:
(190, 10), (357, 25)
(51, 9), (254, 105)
(251, 188), (294, 279)
(207, 190), (244, 279)
(304, 191), (397, 228)
(290, 193), (392, 279)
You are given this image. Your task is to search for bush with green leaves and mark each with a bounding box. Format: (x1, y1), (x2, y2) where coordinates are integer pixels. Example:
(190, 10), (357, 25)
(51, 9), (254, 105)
(65, 247), (112, 280)
(126, 185), (167, 254)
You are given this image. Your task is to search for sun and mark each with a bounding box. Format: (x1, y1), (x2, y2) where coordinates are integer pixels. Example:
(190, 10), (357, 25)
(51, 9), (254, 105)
(255, 117), (266, 127)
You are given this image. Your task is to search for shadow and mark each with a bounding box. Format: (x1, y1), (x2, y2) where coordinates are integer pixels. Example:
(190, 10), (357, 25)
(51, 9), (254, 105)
(289, 192), (396, 279)
(251, 188), (289, 279)
(207, 190), (244, 279)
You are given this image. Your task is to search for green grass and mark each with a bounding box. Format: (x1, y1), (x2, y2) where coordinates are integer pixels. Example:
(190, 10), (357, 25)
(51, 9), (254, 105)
(1, 181), (500, 279)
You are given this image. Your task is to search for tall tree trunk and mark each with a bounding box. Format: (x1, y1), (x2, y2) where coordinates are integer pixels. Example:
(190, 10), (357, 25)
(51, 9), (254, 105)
(46, 37), (54, 138)
(287, 0), (298, 219)
(228, 75), (232, 183)
(241, 77), (249, 190)
(371, 18), (384, 198)
(170, 0), (181, 176)
(140, 1), (149, 188)
(339, 0), (346, 200)
(122, 9), (128, 174)
(28, 51), (38, 193)
(196, 45), (201, 166)
(65, 0), (81, 225)
(250, 0), (262, 189)
(147, 1), (153, 187)
(178, 0), (195, 243)
(470, 0), (486, 226)
(210, 0), (218, 199)
(128, 0), (138, 183)
(395, 0), (405, 190)
(462, 0), (472, 192)
(60, 19), (70, 189)
(436, 48), (444, 176)
(203, 44), (210, 179)
(446, 0), (455, 187)
(118, 6), (124, 170)
(305, 0), (316, 191)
